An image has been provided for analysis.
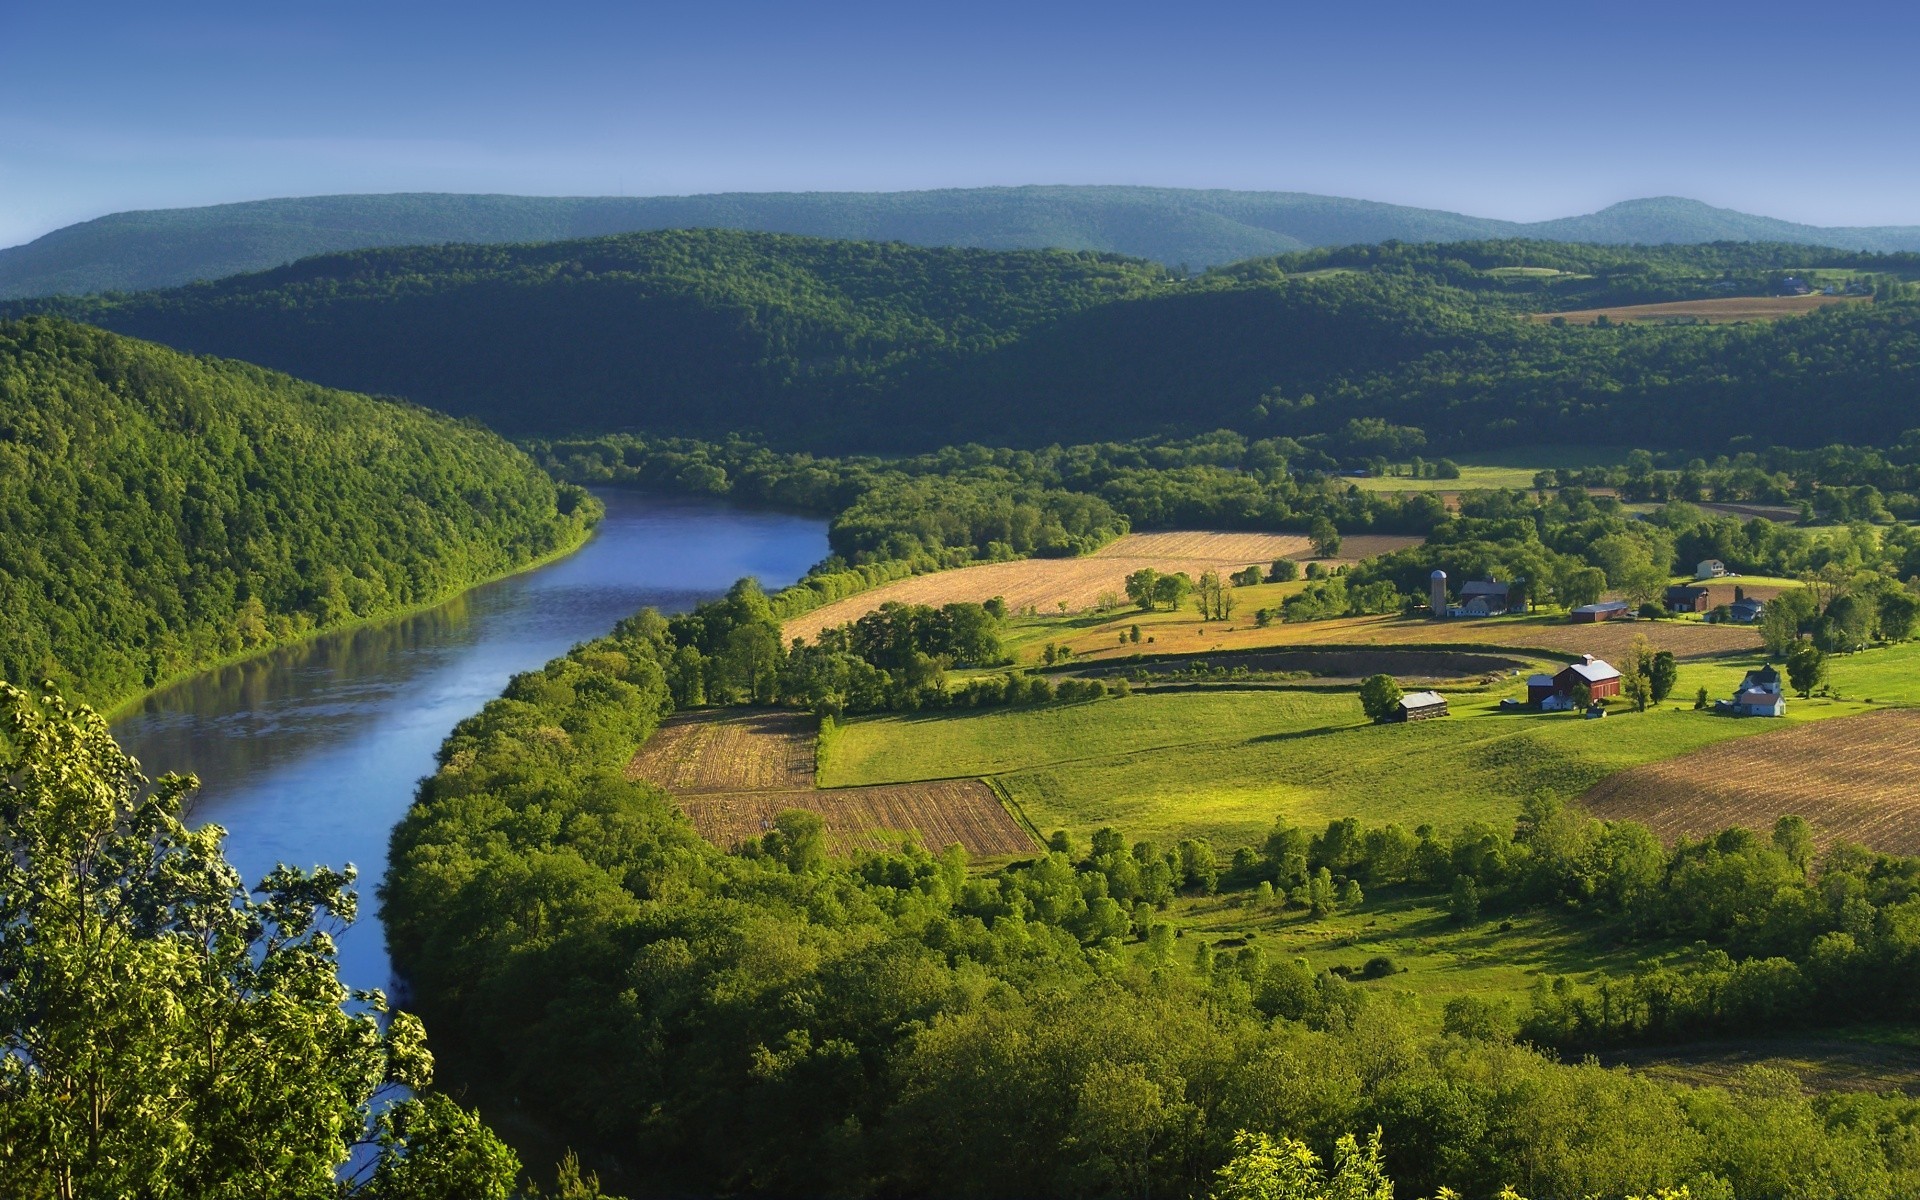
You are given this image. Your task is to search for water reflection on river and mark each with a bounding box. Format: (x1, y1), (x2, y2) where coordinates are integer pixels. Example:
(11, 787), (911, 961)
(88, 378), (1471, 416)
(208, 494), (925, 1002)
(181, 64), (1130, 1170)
(111, 490), (827, 995)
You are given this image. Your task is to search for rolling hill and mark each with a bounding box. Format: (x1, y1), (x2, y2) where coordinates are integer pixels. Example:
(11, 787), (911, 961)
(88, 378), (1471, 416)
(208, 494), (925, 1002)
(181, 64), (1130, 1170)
(7, 187), (1920, 299)
(16, 231), (1919, 454)
(0, 316), (598, 709)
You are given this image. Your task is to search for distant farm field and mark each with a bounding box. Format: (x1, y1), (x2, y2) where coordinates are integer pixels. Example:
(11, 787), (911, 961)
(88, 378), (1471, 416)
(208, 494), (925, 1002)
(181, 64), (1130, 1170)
(1532, 295), (1867, 325)
(1063, 611), (1761, 666)
(630, 709), (1033, 856)
(820, 685), (1807, 849)
(1581, 709), (1920, 853)
(782, 530), (1420, 642)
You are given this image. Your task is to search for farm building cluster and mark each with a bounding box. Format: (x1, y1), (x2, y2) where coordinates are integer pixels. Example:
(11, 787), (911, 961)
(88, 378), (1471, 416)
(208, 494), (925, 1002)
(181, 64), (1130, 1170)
(1427, 565), (1764, 626)
(1428, 572), (1524, 618)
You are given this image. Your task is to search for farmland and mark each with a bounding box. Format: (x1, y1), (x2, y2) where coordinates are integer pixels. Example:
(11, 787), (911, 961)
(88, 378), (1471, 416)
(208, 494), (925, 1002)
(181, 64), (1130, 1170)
(819, 681), (1833, 849)
(1532, 294), (1868, 325)
(628, 708), (1034, 856)
(1581, 708), (1920, 853)
(1053, 608), (1762, 667)
(1351, 446), (1631, 494)
(782, 529), (1420, 642)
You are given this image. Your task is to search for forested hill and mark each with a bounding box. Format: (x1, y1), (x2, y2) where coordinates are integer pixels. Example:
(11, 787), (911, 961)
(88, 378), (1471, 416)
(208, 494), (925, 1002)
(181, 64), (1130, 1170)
(9, 186), (1920, 298)
(0, 317), (598, 709)
(22, 231), (1920, 454)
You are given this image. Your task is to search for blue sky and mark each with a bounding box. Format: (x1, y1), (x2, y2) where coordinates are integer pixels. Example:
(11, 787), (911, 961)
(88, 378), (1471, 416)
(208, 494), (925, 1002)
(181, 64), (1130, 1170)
(4, 1), (1918, 248)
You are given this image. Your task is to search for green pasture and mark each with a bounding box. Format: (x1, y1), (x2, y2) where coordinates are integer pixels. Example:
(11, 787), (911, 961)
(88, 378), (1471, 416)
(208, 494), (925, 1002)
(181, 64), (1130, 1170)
(1155, 887), (1648, 1024)
(1350, 446), (1632, 494)
(822, 662), (1868, 848)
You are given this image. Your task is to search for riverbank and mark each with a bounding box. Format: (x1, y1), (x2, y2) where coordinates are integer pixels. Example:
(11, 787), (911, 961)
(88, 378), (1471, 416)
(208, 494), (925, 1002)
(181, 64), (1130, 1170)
(99, 502), (603, 722)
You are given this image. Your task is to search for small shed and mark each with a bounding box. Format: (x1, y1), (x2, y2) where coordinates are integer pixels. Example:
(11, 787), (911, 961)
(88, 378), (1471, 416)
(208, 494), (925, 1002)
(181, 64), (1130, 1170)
(1525, 673), (1557, 705)
(1571, 601), (1631, 623)
(1695, 559), (1728, 579)
(1390, 691), (1449, 722)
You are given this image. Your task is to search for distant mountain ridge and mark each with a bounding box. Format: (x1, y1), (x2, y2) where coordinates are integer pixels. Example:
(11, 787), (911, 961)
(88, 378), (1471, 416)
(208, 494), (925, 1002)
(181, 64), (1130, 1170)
(5, 187), (1920, 299)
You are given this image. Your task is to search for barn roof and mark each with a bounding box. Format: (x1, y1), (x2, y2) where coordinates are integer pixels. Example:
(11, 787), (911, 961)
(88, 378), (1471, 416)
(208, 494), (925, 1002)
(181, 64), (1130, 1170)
(1563, 658), (1621, 683)
(1399, 691), (1448, 709)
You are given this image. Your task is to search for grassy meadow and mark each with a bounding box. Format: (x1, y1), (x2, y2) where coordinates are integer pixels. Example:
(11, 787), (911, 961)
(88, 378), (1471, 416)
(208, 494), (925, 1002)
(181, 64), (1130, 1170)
(822, 667), (1875, 848)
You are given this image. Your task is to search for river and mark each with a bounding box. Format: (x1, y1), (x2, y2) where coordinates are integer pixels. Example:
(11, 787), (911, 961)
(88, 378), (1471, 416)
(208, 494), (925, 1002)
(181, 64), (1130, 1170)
(111, 490), (828, 997)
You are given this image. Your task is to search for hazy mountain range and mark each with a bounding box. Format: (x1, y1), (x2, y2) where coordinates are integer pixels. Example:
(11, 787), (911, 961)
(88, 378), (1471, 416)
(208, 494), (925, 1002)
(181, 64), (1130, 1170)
(4, 187), (1920, 300)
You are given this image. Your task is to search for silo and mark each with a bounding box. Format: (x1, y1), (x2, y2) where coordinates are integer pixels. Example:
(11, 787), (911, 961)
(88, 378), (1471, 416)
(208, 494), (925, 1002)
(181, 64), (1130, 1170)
(1430, 569), (1448, 618)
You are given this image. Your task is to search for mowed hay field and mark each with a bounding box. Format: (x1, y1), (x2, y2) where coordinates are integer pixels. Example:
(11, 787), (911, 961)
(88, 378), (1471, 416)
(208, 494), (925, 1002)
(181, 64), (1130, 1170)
(1582, 709), (1920, 853)
(821, 685), (1803, 849)
(628, 709), (1034, 856)
(1532, 295), (1866, 325)
(782, 531), (1419, 643)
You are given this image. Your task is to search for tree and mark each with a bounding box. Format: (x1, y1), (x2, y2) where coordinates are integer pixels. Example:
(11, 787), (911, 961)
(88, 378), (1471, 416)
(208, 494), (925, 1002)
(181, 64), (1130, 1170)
(1267, 558), (1300, 583)
(1772, 814), (1815, 874)
(1879, 589), (1920, 642)
(1786, 642), (1828, 698)
(1449, 875), (1482, 924)
(1621, 665), (1652, 713)
(1561, 566), (1608, 610)
(1125, 568), (1160, 611)
(1358, 673), (1403, 722)
(1209, 1129), (1392, 1200)
(1307, 517), (1342, 559)
(0, 684), (520, 1200)
(1152, 572), (1193, 612)
(1760, 588), (1817, 657)
(1649, 650), (1678, 704)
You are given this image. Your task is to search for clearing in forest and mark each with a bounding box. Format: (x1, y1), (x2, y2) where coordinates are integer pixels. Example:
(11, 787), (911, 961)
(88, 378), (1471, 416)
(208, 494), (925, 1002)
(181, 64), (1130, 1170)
(1580, 709), (1920, 853)
(782, 530), (1420, 643)
(628, 709), (1034, 857)
(1532, 295), (1865, 325)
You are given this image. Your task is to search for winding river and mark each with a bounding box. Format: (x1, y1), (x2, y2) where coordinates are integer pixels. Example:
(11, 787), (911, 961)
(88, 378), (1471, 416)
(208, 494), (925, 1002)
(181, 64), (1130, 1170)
(111, 490), (827, 997)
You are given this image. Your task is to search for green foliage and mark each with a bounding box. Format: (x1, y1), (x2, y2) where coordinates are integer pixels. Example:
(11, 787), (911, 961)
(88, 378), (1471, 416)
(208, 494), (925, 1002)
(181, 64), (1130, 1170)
(1787, 642), (1829, 697)
(1357, 674), (1403, 721)
(29, 231), (1920, 452)
(385, 608), (1920, 1200)
(1209, 1129), (1391, 1200)
(0, 684), (520, 1199)
(0, 317), (595, 709)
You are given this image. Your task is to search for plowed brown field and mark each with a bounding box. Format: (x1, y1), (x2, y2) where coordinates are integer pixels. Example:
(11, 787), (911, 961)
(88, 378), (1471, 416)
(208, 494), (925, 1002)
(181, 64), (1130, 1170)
(628, 709), (1033, 856)
(1581, 709), (1920, 853)
(783, 530), (1420, 643)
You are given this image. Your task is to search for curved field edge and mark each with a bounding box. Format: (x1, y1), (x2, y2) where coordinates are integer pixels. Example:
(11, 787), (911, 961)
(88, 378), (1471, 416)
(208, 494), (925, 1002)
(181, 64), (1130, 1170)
(780, 531), (1420, 643)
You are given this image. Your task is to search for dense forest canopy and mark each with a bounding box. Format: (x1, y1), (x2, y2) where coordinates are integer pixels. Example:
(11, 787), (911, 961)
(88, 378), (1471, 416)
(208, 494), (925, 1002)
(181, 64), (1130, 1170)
(0, 317), (597, 709)
(19, 231), (1919, 453)
(14, 188), (1920, 300)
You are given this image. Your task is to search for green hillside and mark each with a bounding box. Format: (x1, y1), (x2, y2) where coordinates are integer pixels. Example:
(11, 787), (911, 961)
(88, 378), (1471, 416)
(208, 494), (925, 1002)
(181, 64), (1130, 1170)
(9, 187), (1920, 299)
(0, 317), (598, 709)
(21, 231), (1920, 453)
